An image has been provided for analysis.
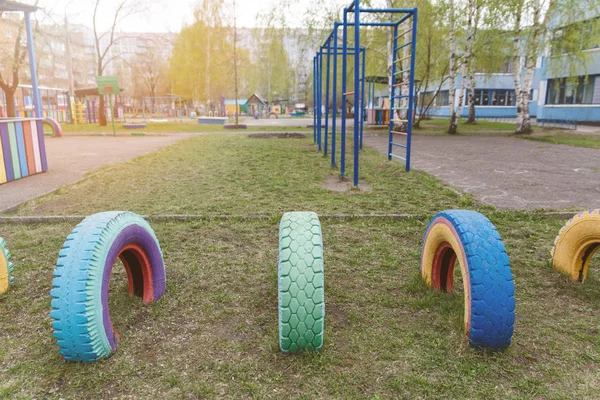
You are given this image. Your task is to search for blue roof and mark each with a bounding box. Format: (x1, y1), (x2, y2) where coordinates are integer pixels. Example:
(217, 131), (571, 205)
(225, 99), (247, 105)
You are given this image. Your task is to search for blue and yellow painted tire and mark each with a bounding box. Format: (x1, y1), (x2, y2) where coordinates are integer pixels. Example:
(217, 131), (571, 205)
(50, 211), (166, 362)
(551, 209), (600, 282)
(0, 237), (15, 295)
(420, 210), (515, 349)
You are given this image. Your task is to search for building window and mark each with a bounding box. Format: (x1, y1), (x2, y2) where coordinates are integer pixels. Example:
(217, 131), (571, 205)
(467, 89), (515, 106)
(547, 76), (597, 104)
(436, 90), (449, 106)
(419, 90), (449, 107)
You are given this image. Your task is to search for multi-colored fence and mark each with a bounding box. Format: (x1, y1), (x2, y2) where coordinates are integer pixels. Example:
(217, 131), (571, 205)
(0, 118), (48, 185)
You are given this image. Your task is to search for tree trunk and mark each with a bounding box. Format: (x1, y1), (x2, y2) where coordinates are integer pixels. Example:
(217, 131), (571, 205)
(514, 0), (540, 135)
(467, 86), (476, 123)
(233, 0), (239, 127)
(4, 88), (16, 117)
(466, 1), (480, 124)
(98, 95), (107, 126)
(448, 0), (458, 135)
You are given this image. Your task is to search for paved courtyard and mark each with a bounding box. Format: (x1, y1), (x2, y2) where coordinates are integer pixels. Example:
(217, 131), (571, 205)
(0, 134), (194, 212)
(364, 134), (600, 210)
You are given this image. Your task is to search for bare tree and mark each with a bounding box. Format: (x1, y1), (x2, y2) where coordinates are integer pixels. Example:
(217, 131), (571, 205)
(0, 1), (41, 117)
(0, 13), (27, 117)
(92, 0), (140, 125)
(232, 0), (240, 126)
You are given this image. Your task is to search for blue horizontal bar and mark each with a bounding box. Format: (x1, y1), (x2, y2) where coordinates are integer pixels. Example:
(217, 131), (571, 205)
(319, 52), (363, 55)
(359, 22), (396, 27)
(357, 8), (416, 13)
(391, 142), (407, 148)
(396, 13), (413, 25)
(389, 153), (407, 161)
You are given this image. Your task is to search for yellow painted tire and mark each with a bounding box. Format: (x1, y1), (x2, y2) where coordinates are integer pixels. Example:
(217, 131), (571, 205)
(0, 237), (14, 294)
(551, 209), (600, 282)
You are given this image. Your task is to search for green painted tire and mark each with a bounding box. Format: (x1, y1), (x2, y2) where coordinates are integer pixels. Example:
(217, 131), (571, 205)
(278, 212), (324, 353)
(0, 237), (15, 294)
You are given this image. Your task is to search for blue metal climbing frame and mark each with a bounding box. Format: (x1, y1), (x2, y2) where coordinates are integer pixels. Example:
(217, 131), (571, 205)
(313, 1), (418, 185)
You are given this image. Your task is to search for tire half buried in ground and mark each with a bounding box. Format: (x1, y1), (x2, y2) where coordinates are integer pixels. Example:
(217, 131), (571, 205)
(50, 211), (166, 362)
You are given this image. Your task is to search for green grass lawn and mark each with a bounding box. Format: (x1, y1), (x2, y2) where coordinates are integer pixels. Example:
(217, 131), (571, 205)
(1, 132), (599, 398)
(60, 121), (311, 134)
(1, 215), (599, 398)
(12, 134), (479, 216)
(520, 133), (600, 149)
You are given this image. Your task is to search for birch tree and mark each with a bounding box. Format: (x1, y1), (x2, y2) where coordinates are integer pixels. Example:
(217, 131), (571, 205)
(508, 0), (544, 134)
(465, 0), (481, 123)
(447, 0), (459, 134)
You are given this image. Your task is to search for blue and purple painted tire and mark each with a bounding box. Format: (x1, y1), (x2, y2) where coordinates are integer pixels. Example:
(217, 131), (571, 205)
(420, 210), (515, 349)
(50, 211), (166, 362)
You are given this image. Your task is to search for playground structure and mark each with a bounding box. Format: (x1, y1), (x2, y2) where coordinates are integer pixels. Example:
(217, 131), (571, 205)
(0, 118), (49, 184)
(0, 85), (69, 122)
(420, 210), (515, 349)
(551, 209), (600, 282)
(313, 1), (418, 186)
(141, 94), (193, 120)
(51, 212), (166, 362)
(0, 237), (14, 295)
(278, 212), (325, 353)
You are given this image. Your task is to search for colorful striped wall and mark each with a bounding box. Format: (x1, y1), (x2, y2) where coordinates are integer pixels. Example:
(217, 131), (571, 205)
(0, 119), (48, 185)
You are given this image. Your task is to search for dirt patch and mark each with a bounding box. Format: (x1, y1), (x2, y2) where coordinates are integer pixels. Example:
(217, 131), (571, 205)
(320, 175), (373, 193)
(248, 132), (306, 139)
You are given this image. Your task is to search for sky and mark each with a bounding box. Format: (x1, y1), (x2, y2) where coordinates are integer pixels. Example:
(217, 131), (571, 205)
(33, 0), (348, 32)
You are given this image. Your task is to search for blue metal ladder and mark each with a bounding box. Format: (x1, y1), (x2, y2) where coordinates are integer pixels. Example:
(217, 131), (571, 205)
(387, 11), (418, 172)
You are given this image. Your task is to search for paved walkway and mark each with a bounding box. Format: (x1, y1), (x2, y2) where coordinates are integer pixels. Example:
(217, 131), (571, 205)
(0, 134), (194, 213)
(364, 134), (600, 210)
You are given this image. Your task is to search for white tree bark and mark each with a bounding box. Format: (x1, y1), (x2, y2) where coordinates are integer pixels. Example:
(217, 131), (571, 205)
(448, 0), (458, 134)
(511, 0), (524, 131)
(467, 0), (480, 123)
(516, 0), (542, 134)
(512, 0), (543, 134)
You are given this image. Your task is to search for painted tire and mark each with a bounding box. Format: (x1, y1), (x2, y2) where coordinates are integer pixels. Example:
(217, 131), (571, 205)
(43, 117), (63, 137)
(0, 237), (15, 295)
(122, 123), (147, 129)
(420, 210), (515, 349)
(278, 212), (324, 353)
(551, 209), (600, 282)
(50, 211), (166, 362)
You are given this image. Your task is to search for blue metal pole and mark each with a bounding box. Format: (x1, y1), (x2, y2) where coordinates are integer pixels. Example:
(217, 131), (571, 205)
(313, 57), (317, 143)
(318, 51), (323, 151)
(332, 25), (338, 167)
(325, 38), (331, 156)
(360, 47), (366, 150)
(406, 9), (418, 172)
(388, 23), (398, 161)
(353, 0), (360, 186)
(341, 9), (348, 177)
(24, 12), (42, 119)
